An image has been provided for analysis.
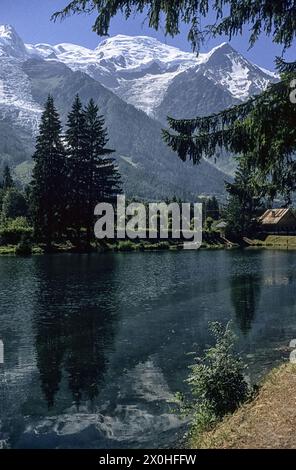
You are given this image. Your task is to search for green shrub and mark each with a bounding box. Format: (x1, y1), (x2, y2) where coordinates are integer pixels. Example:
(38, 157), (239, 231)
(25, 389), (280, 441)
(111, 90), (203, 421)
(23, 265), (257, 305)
(0, 217), (33, 245)
(178, 322), (250, 435)
(2, 189), (28, 219)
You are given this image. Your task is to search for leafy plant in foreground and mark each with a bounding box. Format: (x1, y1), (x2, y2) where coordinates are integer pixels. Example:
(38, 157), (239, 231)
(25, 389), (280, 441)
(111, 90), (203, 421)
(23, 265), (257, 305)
(178, 322), (250, 435)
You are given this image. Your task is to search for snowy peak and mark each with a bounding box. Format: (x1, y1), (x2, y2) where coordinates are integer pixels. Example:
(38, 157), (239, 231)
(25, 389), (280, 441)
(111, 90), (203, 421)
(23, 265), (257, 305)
(0, 24), (27, 59)
(95, 34), (201, 71)
(0, 26), (276, 119)
(196, 41), (273, 100)
(25, 33), (275, 115)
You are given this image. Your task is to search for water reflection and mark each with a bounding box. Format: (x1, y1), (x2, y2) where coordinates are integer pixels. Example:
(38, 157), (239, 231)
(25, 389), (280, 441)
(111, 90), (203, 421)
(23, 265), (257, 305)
(35, 307), (65, 409)
(1, 250), (296, 448)
(33, 255), (119, 409)
(231, 273), (262, 334)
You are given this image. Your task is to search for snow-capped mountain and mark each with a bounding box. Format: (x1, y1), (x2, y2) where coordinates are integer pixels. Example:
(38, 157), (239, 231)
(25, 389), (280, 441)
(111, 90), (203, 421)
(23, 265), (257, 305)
(0, 25), (42, 138)
(0, 25), (277, 198)
(0, 24), (28, 59)
(27, 34), (275, 118)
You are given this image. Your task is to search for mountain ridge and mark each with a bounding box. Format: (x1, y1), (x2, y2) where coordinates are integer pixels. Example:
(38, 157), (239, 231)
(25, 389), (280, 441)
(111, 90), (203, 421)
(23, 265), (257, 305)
(0, 25), (276, 199)
(24, 32), (275, 118)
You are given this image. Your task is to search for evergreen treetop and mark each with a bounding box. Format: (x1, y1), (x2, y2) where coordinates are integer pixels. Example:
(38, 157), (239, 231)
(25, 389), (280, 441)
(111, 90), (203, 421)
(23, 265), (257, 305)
(163, 60), (296, 203)
(31, 95), (67, 246)
(53, 1), (296, 52)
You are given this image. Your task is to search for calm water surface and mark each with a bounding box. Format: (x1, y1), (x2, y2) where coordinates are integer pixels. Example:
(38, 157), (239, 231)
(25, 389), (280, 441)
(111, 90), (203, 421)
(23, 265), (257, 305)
(0, 249), (296, 448)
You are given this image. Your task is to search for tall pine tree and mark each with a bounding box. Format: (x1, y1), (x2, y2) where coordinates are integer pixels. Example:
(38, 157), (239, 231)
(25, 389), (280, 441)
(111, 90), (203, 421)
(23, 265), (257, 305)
(83, 99), (121, 245)
(224, 158), (262, 238)
(65, 94), (88, 244)
(31, 96), (67, 248)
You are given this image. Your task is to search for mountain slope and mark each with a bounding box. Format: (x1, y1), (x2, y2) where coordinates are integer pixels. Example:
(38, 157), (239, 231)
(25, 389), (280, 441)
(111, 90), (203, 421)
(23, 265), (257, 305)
(22, 58), (229, 199)
(27, 35), (275, 121)
(0, 25), (276, 198)
(154, 43), (273, 124)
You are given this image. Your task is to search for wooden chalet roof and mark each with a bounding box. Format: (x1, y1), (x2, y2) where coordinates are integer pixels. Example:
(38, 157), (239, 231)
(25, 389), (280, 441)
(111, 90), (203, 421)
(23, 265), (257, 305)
(258, 208), (296, 225)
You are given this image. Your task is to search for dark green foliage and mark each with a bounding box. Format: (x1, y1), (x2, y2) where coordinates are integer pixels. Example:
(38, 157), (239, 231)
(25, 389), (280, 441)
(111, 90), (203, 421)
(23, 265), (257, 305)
(1, 94), (121, 249)
(164, 60), (296, 203)
(1, 189), (28, 219)
(224, 158), (262, 239)
(31, 95), (67, 246)
(0, 217), (33, 245)
(179, 322), (249, 434)
(2, 165), (14, 190)
(65, 96), (121, 244)
(83, 98), (121, 243)
(0, 188), (4, 213)
(54, 1), (296, 52)
(65, 94), (88, 240)
(205, 196), (220, 221)
(28, 94), (122, 248)
(224, 196), (250, 240)
(204, 217), (214, 232)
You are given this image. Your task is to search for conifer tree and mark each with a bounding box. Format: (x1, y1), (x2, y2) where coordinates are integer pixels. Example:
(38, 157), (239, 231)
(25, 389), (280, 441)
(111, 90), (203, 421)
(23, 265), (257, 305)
(65, 94), (89, 243)
(31, 96), (67, 248)
(164, 61), (296, 203)
(224, 158), (262, 238)
(55, 1), (296, 203)
(2, 165), (14, 190)
(54, 1), (296, 52)
(83, 99), (121, 245)
(205, 197), (220, 221)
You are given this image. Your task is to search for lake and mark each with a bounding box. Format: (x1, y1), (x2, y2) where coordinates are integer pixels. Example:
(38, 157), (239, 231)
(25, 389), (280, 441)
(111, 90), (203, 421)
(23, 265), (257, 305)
(0, 249), (296, 449)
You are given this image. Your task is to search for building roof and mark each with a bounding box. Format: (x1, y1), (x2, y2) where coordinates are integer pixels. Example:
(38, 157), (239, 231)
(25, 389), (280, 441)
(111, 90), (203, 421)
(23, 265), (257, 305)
(258, 208), (296, 225)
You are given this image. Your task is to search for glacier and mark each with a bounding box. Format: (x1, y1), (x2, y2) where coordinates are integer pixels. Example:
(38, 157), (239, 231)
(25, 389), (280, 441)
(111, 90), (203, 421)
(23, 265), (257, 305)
(25, 33), (274, 118)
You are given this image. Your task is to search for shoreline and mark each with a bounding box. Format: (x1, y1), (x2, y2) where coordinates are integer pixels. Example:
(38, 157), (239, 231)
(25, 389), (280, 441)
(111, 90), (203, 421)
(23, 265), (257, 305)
(189, 363), (296, 449)
(3, 242), (296, 256)
(0, 239), (231, 256)
(2, 242), (296, 256)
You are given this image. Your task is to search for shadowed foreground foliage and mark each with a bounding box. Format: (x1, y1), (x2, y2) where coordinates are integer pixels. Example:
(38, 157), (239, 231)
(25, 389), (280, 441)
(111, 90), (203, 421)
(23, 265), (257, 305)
(54, 1), (296, 52)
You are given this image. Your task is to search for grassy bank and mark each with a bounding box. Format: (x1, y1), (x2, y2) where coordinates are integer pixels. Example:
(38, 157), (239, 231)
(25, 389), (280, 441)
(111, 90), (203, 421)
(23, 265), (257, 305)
(190, 363), (296, 449)
(0, 236), (231, 256)
(247, 235), (296, 249)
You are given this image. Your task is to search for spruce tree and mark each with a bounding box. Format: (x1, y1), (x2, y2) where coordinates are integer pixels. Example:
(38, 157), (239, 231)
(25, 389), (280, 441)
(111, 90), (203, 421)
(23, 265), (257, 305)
(54, 1), (296, 52)
(31, 96), (67, 248)
(65, 94), (88, 244)
(206, 197), (220, 221)
(83, 99), (121, 245)
(164, 60), (296, 203)
(224, 158), (262, 238)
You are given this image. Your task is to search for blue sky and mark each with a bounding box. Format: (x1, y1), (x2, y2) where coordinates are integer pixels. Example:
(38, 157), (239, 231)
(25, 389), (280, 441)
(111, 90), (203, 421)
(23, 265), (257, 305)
(1, 0), (295, 70)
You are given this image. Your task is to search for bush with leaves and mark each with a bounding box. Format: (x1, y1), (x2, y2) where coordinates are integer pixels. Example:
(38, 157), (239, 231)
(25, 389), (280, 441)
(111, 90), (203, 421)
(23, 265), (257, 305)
(0, 217), (33, 246)
(1, 189), (28, 220)
(178, 322), (250, 435)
